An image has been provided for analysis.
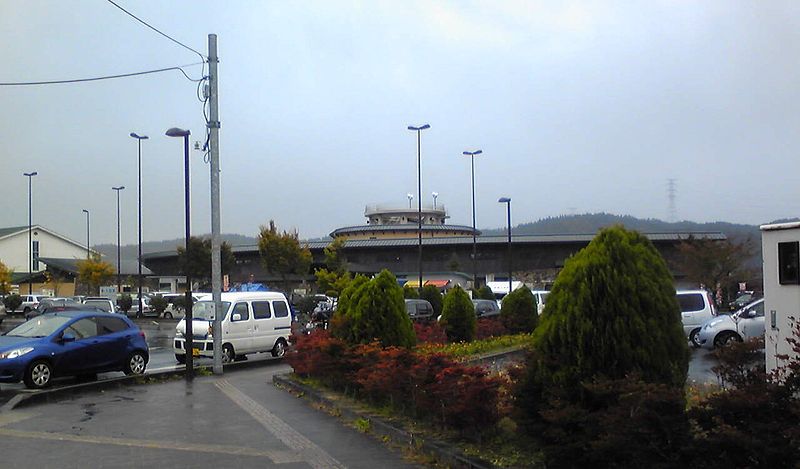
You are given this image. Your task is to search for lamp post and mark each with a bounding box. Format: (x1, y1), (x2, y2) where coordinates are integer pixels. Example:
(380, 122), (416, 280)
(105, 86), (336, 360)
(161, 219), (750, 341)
(498, 197), (512, 294)
(432, 192), (438, 210)
(23, 172), (37, 294)
(130, 132), (149, 318)
(463, 150), (482, 288)
(408, 124), (430, 292)
(166, 127), (193, 381)
(82, 209), (90, 259)
(112, 186), (125, 293)
(407, 193), (413, 209)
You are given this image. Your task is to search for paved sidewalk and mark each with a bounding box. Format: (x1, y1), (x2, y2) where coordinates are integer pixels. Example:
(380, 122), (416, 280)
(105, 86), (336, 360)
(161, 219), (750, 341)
(0, 361), (421, 468)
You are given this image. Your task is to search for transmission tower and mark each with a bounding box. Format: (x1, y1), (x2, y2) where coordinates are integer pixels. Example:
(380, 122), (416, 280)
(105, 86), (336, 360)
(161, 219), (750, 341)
(667, 179), (677, 223)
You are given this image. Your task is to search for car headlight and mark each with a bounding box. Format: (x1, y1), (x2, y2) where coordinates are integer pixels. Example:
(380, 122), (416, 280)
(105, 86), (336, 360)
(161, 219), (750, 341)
(0, 347), (34, 360)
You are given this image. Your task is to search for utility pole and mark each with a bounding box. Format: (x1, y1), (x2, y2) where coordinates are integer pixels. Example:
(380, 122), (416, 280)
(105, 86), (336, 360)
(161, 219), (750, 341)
(208, 34), (223, 375)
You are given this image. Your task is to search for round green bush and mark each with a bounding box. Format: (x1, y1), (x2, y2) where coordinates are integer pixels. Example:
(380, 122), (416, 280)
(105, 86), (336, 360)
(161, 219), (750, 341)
(3, 294), (22, 313)
(500, 286), (538, 333)
(526, 225), (688, 391)
(333, 270), (416, 348)
(419, 285), (443, 316)
(440, 286), (477, 342)
(117, 293), (133, 313)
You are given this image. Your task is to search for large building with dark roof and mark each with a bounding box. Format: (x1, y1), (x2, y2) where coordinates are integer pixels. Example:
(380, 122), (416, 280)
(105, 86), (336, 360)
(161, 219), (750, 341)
(141, 204), (725, 292)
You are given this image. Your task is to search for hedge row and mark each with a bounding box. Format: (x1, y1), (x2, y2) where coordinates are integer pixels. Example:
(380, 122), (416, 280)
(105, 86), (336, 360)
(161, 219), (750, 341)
(287, 330), (506, 435)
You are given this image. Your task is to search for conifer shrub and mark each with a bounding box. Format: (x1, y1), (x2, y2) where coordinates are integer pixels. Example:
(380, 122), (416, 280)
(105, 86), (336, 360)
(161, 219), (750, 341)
(3, 294), (22, 313)
(419, 285), (443, 316)
(331, 270), (415, 348)
(440, 286), (477, 342)
(514, 226), (689, 461)
(403, 285), (419, 299)
(475, 285), (495, 300)
(500, 285), (538, 334)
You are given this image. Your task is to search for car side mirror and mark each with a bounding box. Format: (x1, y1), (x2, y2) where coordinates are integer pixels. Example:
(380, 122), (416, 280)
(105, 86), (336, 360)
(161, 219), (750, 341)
(231, 313), (242, 322)
(60, 332), (76, 343)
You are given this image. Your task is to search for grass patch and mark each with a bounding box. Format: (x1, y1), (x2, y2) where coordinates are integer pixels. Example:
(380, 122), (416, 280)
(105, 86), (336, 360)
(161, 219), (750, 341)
(416, 333), (532, 360)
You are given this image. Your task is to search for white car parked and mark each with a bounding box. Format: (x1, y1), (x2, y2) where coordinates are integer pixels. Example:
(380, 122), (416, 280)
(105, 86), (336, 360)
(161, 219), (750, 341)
(696, 298), (765, 349)
(677, 289), (717, 347)
(173, 291), (292, 364)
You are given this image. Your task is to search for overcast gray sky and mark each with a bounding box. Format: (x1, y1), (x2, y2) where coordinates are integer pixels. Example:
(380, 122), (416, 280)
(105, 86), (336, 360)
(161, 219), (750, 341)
(2, 1), (799, 245)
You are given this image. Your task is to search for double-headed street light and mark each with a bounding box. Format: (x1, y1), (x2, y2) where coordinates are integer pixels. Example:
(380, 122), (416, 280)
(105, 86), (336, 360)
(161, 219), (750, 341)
(130, 132), (149, 318)
(498, 197), (512, 294)
(463, 150), (483, 288)
(23, 172), (37, 295)
(408, 124), (430, 292)
(166, 127), (194, 382)
(82, 209), (90, 259)
(112, 186), (125, 293)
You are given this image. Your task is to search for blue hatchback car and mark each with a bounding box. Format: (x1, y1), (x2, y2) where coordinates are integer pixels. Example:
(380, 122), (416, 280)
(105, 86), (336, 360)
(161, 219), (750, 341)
(0, 311), (149, 389)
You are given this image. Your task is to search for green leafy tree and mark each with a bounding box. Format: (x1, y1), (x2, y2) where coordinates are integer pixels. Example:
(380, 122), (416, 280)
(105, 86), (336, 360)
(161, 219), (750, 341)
(176, 237), (235, 289)
(3, 294), (22, 313)
(77, 255), (115, 295)
(419, 285), (443, 316)
(258, 220), (312, 293)
(500, 285), (539, 333)
(315, 269), (352, 298)
(0, 261), (13, 295)
(332, 270), (415, 348)
(117, 293), (133, 313)
(473, 285), (495, 300)
(323, 237), (348, 274)
(403, 285), (419, 299)
(440, 286), (477, 342)
(521, 226), (688, 400)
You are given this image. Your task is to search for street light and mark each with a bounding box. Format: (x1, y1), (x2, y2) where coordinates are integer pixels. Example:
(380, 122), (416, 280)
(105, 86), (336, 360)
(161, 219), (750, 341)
(408, 123), (430, 292)
(166, 126), (194, 382)
(498, 197), (512, 294)
(23, 172), (37, 295)
(432, 192), (438, 210)
(82, 209), (90, 259)
(407, 193), (413, 209)
(463, 149), (483, 287)
(112, 186), (125, 293)
(130, 132), (149, 318)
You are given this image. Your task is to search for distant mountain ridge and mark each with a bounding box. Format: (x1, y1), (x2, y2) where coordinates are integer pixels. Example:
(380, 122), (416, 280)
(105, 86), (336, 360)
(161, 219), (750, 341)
(96, 213), (783, 261)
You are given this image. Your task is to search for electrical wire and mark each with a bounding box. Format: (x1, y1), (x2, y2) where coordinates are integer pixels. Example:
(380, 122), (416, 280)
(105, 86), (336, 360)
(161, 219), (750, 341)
(0, 63), (205, 86)
(106, 0), (207, 61)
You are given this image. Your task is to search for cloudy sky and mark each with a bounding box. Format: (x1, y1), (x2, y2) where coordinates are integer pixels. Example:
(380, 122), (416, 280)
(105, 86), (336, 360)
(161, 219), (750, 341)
(2, 1), (799, 245)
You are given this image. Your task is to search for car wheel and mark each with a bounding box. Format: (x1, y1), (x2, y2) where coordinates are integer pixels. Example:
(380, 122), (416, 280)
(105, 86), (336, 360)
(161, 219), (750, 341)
(714, 331), (741, 348)
(23, 307), (31, 314)
(24, 360), (52, 389)
(271, 339), (287, 358)
(689, 329), (702, 348)
(222, 344), (235, 364)
(124, 351), (147, 375)
(175, 353), (186, 364)
(164, 312), (173, 319)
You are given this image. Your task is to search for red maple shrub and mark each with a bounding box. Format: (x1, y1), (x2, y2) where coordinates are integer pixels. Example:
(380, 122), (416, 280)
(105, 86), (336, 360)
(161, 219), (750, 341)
(476, 317), (509, 339)
(413, 321), (447, 344)
(287, 329), (505, 435)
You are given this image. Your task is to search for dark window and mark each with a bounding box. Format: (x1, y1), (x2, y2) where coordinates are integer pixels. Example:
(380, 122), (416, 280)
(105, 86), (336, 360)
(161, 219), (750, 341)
(273, 301), (289, 318)
(97, 316), (129, 335)
(252, 301), (272, 319)
(32, 240), (39, 270)
(66, 318), (98, 339)
(677, 293), (705, 312)
(779, 241), (800, 285)
(231, 302), (249, 321)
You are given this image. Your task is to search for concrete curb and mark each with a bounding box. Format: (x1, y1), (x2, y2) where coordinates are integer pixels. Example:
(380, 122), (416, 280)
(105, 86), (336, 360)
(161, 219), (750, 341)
(2, 356), (278, 412)
(274, 373), (499, 469)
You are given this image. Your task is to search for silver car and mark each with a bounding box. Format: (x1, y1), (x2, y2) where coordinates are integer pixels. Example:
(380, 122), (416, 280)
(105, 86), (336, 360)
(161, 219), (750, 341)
(696, 298), (765, 349)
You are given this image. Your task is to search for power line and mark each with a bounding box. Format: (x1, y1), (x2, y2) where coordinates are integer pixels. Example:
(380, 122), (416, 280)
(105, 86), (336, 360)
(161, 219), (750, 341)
(0, 63), (205, 86)
(106, 0), (207, 60)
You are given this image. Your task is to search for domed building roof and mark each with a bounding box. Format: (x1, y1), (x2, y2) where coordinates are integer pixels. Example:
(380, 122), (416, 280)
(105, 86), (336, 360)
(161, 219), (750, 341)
(330, 204), (478, 240)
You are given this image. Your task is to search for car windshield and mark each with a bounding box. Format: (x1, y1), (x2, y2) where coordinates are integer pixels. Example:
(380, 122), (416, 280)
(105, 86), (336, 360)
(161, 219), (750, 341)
(6, 315), (72, 338)
(84, 300), (112, 312)
(193, 301), (230, 320)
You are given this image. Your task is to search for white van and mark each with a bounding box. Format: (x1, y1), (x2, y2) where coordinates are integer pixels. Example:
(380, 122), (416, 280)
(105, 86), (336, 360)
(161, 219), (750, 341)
(530, 290), (549, 315)
(676, 289), (717, 346)
(173, 291), (292, 364)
